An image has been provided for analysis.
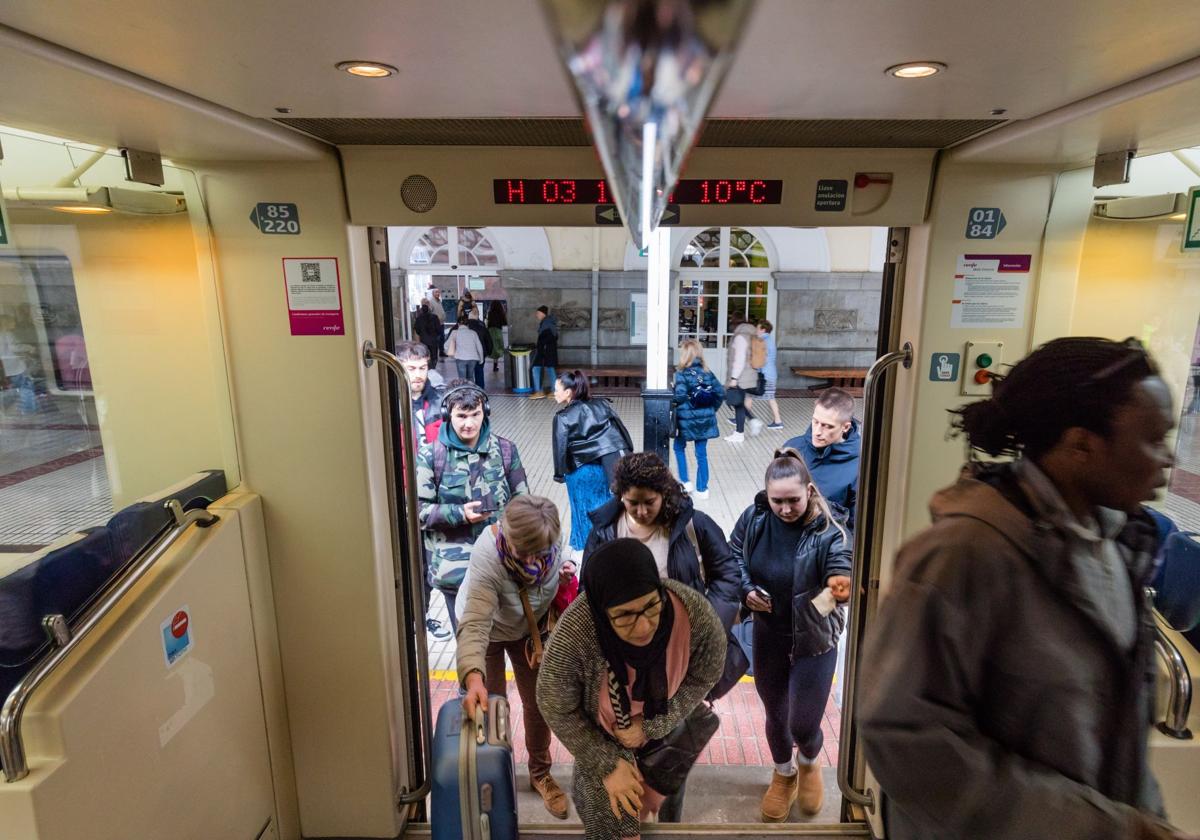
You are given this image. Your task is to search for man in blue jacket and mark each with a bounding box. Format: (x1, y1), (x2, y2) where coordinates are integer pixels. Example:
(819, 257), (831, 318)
(784, 387), (860, 526)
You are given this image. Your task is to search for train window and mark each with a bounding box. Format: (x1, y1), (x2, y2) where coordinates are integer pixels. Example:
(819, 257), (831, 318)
(1056, 147), (1200, 530)
(0, 127), (239, 554)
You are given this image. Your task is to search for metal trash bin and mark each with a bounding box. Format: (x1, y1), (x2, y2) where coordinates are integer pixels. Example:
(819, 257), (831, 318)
(508, 347), (533, 394)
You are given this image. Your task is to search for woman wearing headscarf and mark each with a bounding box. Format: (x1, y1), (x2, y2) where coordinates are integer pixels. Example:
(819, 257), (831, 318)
(456, 495), (571, 818)
(536, 539), (726, 838)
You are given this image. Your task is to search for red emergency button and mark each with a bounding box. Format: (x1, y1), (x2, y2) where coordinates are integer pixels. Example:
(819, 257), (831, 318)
(973, 369), (992, 385)
(170, 610), (189, 638)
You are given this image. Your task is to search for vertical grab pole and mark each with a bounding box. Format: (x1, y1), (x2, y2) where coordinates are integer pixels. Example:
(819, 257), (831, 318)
(363, 340), (435, 804)
(836, 341), (912, 811)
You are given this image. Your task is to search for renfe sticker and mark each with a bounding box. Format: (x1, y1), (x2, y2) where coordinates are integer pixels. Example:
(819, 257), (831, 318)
(161, 606), (193, 667)
(282, 257), (345, 336)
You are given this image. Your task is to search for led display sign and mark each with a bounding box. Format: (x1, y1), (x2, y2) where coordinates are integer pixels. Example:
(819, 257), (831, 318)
(493, 178), (782, 205)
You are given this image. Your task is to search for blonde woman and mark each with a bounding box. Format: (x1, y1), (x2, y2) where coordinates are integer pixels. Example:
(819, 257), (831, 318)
(456, 495), (572, 819)
(671, 339), (725, 499)
(730, 449), (852, 822)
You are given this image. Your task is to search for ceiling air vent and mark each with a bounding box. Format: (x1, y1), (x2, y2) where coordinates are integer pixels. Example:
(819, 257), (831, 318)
(401, 175), (437, 212)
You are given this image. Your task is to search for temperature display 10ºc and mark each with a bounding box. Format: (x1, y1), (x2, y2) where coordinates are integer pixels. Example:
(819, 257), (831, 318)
(492, 178), (783, 205)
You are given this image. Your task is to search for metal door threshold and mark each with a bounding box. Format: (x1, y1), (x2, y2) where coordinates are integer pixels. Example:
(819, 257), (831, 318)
(404, 823), (871, 839)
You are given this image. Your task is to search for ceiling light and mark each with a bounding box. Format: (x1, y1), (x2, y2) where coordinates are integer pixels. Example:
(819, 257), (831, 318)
(886, 62), (946, 79)
(336, 60), (397, 78)
(1170, 213), (1188, 221)
(52, 205), (113, 214)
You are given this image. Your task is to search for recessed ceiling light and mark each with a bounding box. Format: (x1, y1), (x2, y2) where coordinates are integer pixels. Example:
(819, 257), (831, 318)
(52, 205), (113, 214)
(336, 60), (398, 78)
(886, 62), (946, 79)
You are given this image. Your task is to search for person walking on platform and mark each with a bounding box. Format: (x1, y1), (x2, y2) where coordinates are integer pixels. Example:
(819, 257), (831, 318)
(672, 339), (725, 499)
(860, 337), (1184, 840)
(447, 314), (485, 384)
(456, 495), (571, 819)
(529, 305), (559, 400)
(536, 539), (726, 837)
(417, 383), (528, 635)
(487, 300), (507, 372)
(414, 302), (442, 367)
(784, 387), (860, 527)
(749, 320), (783, 430)
(731, 448), (852, 821)
(552, 370), (634, 553)
(465, 311), (494, 388)
(724, 313), (762, 442)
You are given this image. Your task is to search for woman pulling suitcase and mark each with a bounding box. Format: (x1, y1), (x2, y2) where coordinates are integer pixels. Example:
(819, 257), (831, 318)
(455, 495), (572, 819)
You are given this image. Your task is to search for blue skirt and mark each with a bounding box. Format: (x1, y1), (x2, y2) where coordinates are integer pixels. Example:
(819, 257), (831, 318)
(564, 461), (612, 551)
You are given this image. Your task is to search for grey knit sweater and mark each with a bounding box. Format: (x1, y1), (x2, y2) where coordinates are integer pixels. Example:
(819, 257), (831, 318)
(535, 579), (725, 837)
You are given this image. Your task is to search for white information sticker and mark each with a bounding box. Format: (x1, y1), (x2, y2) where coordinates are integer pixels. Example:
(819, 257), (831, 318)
(951, 254), (1032, 329)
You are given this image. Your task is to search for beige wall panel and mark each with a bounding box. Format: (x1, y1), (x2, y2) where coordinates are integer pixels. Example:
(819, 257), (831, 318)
(894, 163), (1085, 539)
(0, 506), (274, 839)
(826, 227), (876, 272)
(195, 158), (401, 837)
(341, 146), (935, 229)
(212, 492), (301, 840)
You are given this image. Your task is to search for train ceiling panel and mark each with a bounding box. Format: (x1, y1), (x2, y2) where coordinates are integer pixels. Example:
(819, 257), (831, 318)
(2, 2), (1200, 164)
(277, 117), (1002, 149)
(339, 145), (935, 227)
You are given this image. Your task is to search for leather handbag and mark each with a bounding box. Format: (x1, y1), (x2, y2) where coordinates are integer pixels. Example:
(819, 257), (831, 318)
(636, 702), (721, 796)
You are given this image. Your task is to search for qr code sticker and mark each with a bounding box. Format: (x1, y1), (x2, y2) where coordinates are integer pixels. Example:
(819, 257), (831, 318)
(300, 262), (322, 283)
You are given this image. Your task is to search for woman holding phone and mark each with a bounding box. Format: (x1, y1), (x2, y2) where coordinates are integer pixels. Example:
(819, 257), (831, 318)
(730, 448), (852, 822)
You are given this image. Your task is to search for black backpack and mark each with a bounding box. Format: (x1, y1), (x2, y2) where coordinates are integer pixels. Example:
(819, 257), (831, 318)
(688, 369), (721, 409)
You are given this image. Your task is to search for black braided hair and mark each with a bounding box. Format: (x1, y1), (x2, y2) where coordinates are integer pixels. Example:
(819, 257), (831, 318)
(612, 452), (686, 528)
(952, 337), (1158, 459)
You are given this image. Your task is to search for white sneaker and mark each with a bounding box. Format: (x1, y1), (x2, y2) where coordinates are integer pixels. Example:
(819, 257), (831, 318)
(694, 489), (710, 500)
(724, 432), (745, 444)
(748, 418), (765, 437)
(682, 481), (695, 494)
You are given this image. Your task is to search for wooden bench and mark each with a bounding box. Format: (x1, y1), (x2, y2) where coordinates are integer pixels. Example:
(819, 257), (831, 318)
(577, 365), (645, 391)
(790, 366), (869, 389)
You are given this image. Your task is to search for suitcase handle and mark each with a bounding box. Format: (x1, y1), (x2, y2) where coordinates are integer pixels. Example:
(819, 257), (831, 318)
(494, 700), (509, 746)
(472, 706), (486, 745)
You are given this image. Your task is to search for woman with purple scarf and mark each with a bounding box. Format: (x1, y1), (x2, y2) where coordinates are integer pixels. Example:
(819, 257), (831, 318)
(455, 494), (574, 819)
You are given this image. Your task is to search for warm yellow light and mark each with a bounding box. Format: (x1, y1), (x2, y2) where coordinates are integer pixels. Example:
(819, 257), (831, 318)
(336, 60), (398, 78)
(1170, 213), (1188, 221)
(52, 205), (113, 214)
(886, 62), (946, 79)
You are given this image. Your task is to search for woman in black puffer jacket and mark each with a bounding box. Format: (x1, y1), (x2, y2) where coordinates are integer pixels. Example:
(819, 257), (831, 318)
(730, 448), (852, 823)
(552, 371), (633, 551)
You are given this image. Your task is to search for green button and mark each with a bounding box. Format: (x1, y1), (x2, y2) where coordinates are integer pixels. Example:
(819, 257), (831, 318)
(975, 353), (993, 368)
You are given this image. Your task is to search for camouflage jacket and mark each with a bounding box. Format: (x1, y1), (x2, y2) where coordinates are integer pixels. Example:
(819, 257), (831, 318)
(416, 429), (528, 591)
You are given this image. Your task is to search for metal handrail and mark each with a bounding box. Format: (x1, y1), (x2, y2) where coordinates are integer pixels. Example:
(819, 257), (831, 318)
(362, 340), (435, 804)
(837, 341), (913, 812)
(1, 500), (218, 782)
(1154, 625), (1193, 739)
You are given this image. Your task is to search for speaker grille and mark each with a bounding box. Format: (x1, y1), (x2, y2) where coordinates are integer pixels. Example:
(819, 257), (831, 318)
(400, 175), (437, 212)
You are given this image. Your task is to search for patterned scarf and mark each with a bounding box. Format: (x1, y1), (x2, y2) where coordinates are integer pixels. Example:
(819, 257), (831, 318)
(494, 525), (557, 588)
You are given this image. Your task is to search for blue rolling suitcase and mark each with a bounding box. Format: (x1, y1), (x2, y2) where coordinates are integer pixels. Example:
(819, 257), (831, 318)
(431, 695), (519, 840)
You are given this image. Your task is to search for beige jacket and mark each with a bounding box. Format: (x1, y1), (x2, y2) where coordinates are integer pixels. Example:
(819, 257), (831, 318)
(725, 322), (758, 390)
(455, 527), (562, 686)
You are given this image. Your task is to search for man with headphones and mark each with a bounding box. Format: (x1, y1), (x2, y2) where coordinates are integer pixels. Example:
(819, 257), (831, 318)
(416, 381), (529, 634)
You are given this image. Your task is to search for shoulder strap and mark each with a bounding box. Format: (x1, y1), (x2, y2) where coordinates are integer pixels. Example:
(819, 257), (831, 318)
(432, 441), (448, 486)
(685, 519), (705, 583)
(518, 588), (544, 667)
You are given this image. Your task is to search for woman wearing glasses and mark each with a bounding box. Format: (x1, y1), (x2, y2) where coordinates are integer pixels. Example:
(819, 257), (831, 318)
(456, 495), (571, 819)
(537, 539), (726, 838)
(731, 448), (852, 822)
(860, 338), (1184, 840)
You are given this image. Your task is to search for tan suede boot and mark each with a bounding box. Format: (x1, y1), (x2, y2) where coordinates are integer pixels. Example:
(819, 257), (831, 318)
(795, 763), (824, 815)
(531, 773), (569, 820)
(760, 770), (798, 822)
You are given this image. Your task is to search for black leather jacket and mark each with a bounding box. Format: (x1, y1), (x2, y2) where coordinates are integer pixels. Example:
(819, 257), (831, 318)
(551, 398), (633, 481)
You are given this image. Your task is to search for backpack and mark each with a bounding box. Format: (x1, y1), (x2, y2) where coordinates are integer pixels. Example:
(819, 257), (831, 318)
(431, 436), (516, 491)
(749, 335), (767, 369)
(688, 369), (721, 409)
